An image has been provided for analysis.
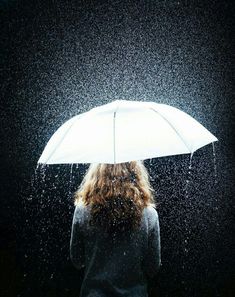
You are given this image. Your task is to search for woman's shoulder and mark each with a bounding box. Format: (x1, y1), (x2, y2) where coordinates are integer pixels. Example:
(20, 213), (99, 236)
(73, 201), (91, 223)
(144, 204), (159, 216)
(143, 204), (160, 226)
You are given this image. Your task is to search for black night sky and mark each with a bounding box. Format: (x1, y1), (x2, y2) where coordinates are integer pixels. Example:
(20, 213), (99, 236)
(0, 1), (234, 296)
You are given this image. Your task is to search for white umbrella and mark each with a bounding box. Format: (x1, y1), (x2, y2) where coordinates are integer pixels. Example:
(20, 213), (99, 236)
(37, 100), (218, 165)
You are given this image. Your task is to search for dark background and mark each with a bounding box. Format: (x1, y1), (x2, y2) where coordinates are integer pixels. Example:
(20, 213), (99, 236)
(0, 0), (234, 296)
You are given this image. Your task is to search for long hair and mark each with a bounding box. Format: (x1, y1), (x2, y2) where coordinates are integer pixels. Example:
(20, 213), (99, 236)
(74, 160), (156, 233)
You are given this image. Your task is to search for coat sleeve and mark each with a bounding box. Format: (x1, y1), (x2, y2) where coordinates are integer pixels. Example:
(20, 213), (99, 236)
(145, 207), (161, 278)
(70, 205), (85, 270)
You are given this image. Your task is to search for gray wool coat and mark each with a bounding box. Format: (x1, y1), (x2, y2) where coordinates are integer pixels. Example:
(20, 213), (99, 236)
(70, 203), (161, 297)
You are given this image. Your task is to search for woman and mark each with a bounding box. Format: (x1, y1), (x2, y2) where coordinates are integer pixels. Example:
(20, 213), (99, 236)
(70, 160), (161, 297)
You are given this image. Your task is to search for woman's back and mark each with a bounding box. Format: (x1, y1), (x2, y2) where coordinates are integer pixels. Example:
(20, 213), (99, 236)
(70, 203), (161, 297)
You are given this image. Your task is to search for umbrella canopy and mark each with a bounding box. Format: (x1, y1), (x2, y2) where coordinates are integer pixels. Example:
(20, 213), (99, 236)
(37, 100), (218, 165)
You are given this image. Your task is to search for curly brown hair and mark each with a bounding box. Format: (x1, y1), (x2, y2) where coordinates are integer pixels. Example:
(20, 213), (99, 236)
(74, 160), (156, 233)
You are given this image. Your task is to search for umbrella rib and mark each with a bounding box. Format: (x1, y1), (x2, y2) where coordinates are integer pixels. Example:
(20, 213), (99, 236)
(150, 107), (191, 153)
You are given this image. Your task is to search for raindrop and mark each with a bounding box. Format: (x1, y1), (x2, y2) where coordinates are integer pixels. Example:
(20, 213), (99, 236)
(34, 166), (40, 185)
(38, 163), (47, 184)
(185, 152), (193, 198)
(70, 164), (73, 179)
(189, 152), (193, 172)
(69, 164), (74, 195)
(27, 194), (33, 201)
(29, 163), (42, 200)
(212, 142), (218, 184)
